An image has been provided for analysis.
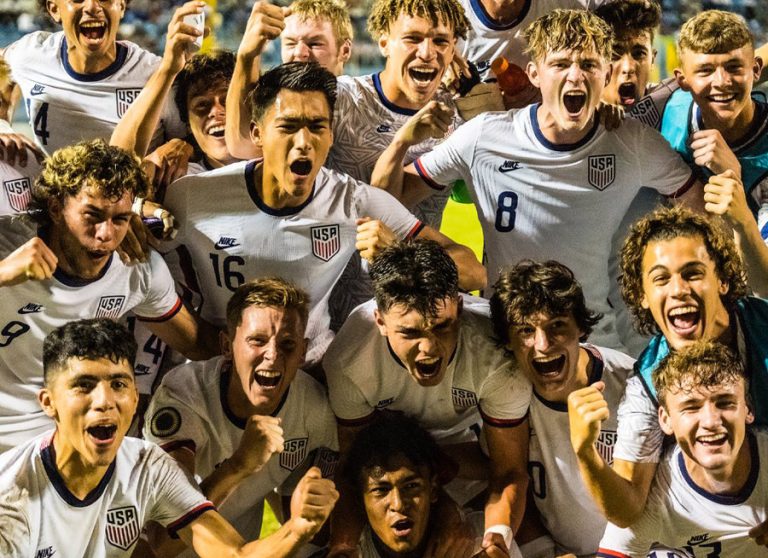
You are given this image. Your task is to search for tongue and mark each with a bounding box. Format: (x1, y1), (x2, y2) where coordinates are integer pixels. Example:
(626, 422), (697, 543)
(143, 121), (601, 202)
(671, 312), (698, 330)
(82, 28), (104, 40)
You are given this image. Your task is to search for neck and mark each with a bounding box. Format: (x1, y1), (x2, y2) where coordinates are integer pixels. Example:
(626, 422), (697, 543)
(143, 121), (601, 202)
(536, 105), (595, 145)
(478, 0), (526, 24)
(684, 434), (752, 496)
(378, 67), (422, 111)
(701, 100), (756, 144)
(47, 228), (107, 281)
(205, 153), (237, 169)
(255, 162), (311, 210)
(53, 431), (110, 500)
(225, 361), (277, 419)
(66, 43), (118, 75)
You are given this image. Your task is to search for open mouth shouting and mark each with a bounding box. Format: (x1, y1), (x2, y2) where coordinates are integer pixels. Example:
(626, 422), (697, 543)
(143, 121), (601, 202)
(86, 423), (118, 447)
(253, 369), (282, 390)
(79, 21), (108, 45)
(408, 67), (439, 90)
(391, 518), (415, 538)
(618, 82), (638, 106)
(562, 91), (588, 117)
(207, 124), (225, 139)
(289, 158), (313, 179)
(531, 355), (566, 377)
(667, 305), (701, 339)
(412, 357), (443, 384)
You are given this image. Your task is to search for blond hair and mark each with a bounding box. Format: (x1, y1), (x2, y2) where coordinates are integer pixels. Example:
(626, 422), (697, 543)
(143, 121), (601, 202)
(678, 10), (753, 55)
(524, 9), (613, 63)
(290, 0), (354, 44)
(226, 277), (310, 335)
(367, 0), (469, 40)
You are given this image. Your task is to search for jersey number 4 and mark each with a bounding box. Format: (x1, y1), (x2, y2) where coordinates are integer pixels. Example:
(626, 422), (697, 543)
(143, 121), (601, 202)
(26, 100), (50, 146)
(494, 192), (518, 232)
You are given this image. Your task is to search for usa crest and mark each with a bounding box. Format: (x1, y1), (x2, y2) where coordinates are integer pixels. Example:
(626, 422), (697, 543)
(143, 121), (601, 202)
(116, 89), (142, 118)
(310, 224), (340, 262)
(587, 155), (616, 191)
(4, 178), (31, 212)
(313, 447), (339, 478)
(451, 387), (478, 409)
(630, 96), (660, 128)
(596, 430), (617, 466)
(95, 295), (126, 319)
(106, 506), (140, 550)
(280, 438), (309, 471)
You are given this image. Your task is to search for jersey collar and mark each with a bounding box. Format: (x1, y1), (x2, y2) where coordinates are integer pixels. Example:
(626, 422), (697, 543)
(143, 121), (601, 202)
(372, 73), (418, 116)
(60, 38), (129, 82)
(245, 160), (317, 216)
(692, 97), (768, 154)
(218, 360), (291, 429)
(532, 344), (604, 412)
(530, 104), (601, 152)
(469, 0), (531, 31)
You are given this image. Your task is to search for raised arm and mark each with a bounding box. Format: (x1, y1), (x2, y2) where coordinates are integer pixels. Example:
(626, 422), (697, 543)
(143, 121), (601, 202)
(416, 226), (487, 292)
(144, 304), (221, 361)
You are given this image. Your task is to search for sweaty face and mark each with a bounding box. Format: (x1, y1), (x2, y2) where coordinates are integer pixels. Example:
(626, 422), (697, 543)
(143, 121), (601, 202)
(528, 47), (610, 143)
(640, 236), (730, 351)
(677, 46), (762, 131)
(507, 312), (586, 403)
(51, 186), (134, 280)
(228, 305), (307, 414)
(281, 16), (349, 76)
(375, 297), (461, 387)
(48, 0), (125, 59)
(187, 80), (234, 168)
(40, 357), (138, 469)
(363, 455), (436, 555)
(378, 14), (456, 110)
(603, 31), (654, 107)
(252, 89), (333, 206)
(660, 378), (753, 481)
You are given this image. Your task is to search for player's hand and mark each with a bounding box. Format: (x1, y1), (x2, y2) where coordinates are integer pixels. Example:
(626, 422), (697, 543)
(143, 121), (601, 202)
(750, 517), (768, 547)
(472, 532), (509, 558)
(239, 1), (292, 60)
(393, 101), (454, 147)
(0, 237), (57, 286)
(567, 381), (609, 457)
(161, 1), (206, 74)
(597, 101), (624, 131)
(442, 51), (472, 94)
(0, 132), (44, 167)
(355, 217), (397, 262)
(690, 129), (741, 176)
(230, 415), (284, 473)
(424, 494), (475, 558)
(142, 139), (194, 197)
(703, 169), (752, 227)
(116, 214), (150, 264)
(288, 466), (339, 541)
(142, 200), (178, 241)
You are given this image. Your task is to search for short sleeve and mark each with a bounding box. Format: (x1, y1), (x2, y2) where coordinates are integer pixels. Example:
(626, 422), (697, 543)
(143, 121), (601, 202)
(633, 122), (695, 197)
(0, 485), (31, 558)
(414, 115), (484, 189)
(597, 520), (654, 558)
(158, 84), (190, 144)
(143, 380), (209, 456)
(132, 250), (183, 322)
(352, 179), (424, 240)
(478, 365), (531, 426)
(613, 375), (664, 463)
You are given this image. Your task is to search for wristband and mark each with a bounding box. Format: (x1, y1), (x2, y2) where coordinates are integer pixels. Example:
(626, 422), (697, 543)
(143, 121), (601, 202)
(132, 196), (145, 215)
(485, 524), (514, 552)
(153, 207), (169, 220)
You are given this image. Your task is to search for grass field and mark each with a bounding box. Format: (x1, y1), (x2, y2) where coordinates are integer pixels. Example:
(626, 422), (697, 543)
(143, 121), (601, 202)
(259, 199), (483, 538)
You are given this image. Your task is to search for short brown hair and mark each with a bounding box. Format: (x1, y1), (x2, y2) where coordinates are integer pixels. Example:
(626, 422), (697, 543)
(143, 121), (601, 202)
(678, 10), (753, 56)
(619, 206), (748, 336)
(367, 0), (469, 41)
(654, 340), (746, 408)
(226, 277), (310, 336)
(524, 9), (613, 63)
(594, 0), (661, 44)
(290, 0), (354, 44)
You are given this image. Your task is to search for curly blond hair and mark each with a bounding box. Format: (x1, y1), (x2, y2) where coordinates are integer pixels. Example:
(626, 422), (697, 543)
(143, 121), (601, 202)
(367, 0), (469, 40)
(619, 206), (748, 336)
(678, 10), (753, 56)
(524, 9), (613, 63)
(290, 0), (354, 44)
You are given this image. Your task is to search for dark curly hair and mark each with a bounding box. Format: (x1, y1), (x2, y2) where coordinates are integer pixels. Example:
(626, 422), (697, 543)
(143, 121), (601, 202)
(594, 0), (661, 43)
(174, 50), (235, 124)
(490, 260), (601, 347)
(619, 206), (748, 336)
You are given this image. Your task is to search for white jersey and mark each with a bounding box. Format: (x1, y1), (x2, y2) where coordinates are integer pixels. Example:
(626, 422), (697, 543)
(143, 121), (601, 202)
(528, 345), (634, 556)
(324, 297), (531, 438)
(4, 31), (187, 155)
(162, 160), (422, 363)
(458, 0), (600, 81)
(143, 356), (338, 545)
(0, 433), (213, 557)
(0, 217), (181, 452)
(415, 106), (695, 350)
(597, 430), (768, 558)
(327, 74), (462, 228)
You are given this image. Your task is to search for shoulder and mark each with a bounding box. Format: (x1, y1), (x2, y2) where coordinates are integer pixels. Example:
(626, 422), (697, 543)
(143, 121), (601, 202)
(156, 358), (221, 404)
(324, 300), (378, 365)
(7, 31), (56, 54)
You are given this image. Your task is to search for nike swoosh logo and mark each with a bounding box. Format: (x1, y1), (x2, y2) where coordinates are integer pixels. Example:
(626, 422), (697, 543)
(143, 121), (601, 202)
(214, 241), (240, 249)
(498, 167), (519, 173)
(18, 308), (42, 314)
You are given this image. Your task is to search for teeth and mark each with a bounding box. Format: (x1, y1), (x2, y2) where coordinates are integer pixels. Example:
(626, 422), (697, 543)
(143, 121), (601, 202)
(418, 357), (439, 365)
(669, 306), (697, 316)
(257, 371), (280, 378)
(81, 22), (105, 28)
(698, 434), (726, 442)
(533, 355), (561, 363)
(564, 91), (585, 97)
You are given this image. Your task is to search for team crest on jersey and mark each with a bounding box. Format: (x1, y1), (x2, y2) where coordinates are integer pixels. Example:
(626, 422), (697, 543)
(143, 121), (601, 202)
(310, 225), (341, 261)
(596, 430), (617, 465)
(451, 387), (478, 409)
(150, 407), (182, 438)
(280, 438), (309, 470)
(116, 88), (142, 118)
(587, 155), (616, 191)
(95, 296), (126, 319)
(4, 177), (31, 212)
(106, 506), (140, 550)
(313, 447), (339, 478)
(630, 97), (660, 128)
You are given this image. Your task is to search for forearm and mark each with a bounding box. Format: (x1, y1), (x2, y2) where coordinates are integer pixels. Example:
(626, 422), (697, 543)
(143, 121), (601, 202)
(370, 138), (410, 202)
(485, 472), (528, 533)
(445, 243), (487, 292)
(110, 64), (178, 157)
(731, 218), (768, 297)
(238, 517), (313, 558)
(225, 53), (262, 160)
(200, 456), (252, 507)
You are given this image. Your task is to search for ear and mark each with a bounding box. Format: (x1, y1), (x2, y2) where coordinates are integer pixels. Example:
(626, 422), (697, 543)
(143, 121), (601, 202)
(652, 48), (658, 66)
(526, 61), (540, 88)
(604, 62), (612, 87)
(249, 120), (263, 148)
(39, 387), (57, 420)
(674, 68), (690, 92)
(456, 295), (463, 316)
(119, 0), (126, 19)
(378, 33), (390, 58)
(48, 197), (64, 224)
(753, 56), (763, 82)
(640, 291), (650, 310)
(46, 1), (61, 24)
(659, 404), (674, 436)
(374, 308), (388, 337)
(429, 474), (440, 503)
(718, 278), (730, 297)
(339, 39), (352, 65)
(220, 330), (233, 357)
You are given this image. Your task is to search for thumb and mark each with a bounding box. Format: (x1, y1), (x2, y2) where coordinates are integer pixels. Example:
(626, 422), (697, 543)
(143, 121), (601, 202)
(282, 6), (292, 16)
(356, 217), (371, 226)
(591, 380), (606, 392)
(304, 466), (322, 480)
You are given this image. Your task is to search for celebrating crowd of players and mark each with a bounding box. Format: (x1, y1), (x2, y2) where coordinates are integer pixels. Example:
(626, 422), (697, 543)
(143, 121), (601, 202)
(0, 0), (767, 556)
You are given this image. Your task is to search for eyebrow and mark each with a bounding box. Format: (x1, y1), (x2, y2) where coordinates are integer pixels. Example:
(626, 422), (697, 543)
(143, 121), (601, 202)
(275, 116), (330, 125)
(69, 372), (134, 384)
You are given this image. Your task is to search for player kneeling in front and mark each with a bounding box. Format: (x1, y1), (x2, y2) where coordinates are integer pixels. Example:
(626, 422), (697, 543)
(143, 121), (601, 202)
(596, 341), (768, 557)
(0, 318), (337, 557)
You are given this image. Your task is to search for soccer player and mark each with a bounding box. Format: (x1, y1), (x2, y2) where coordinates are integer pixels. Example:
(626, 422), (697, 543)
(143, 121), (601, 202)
(372, 9), (717, 351)
(144, 277), (338, 554)
(0, 0), (193, 156)
(596, 341), (768, 557)
(0, 318), (338, 557)
(324, 240), (530, 558)
(161, 62), (484, 365)
(489, 260), (635, 556)
(571, 205), (768, 544)
(0, 139), (218, 453)
(594, 0), (660, 108)
(343, 414), (483, 558)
